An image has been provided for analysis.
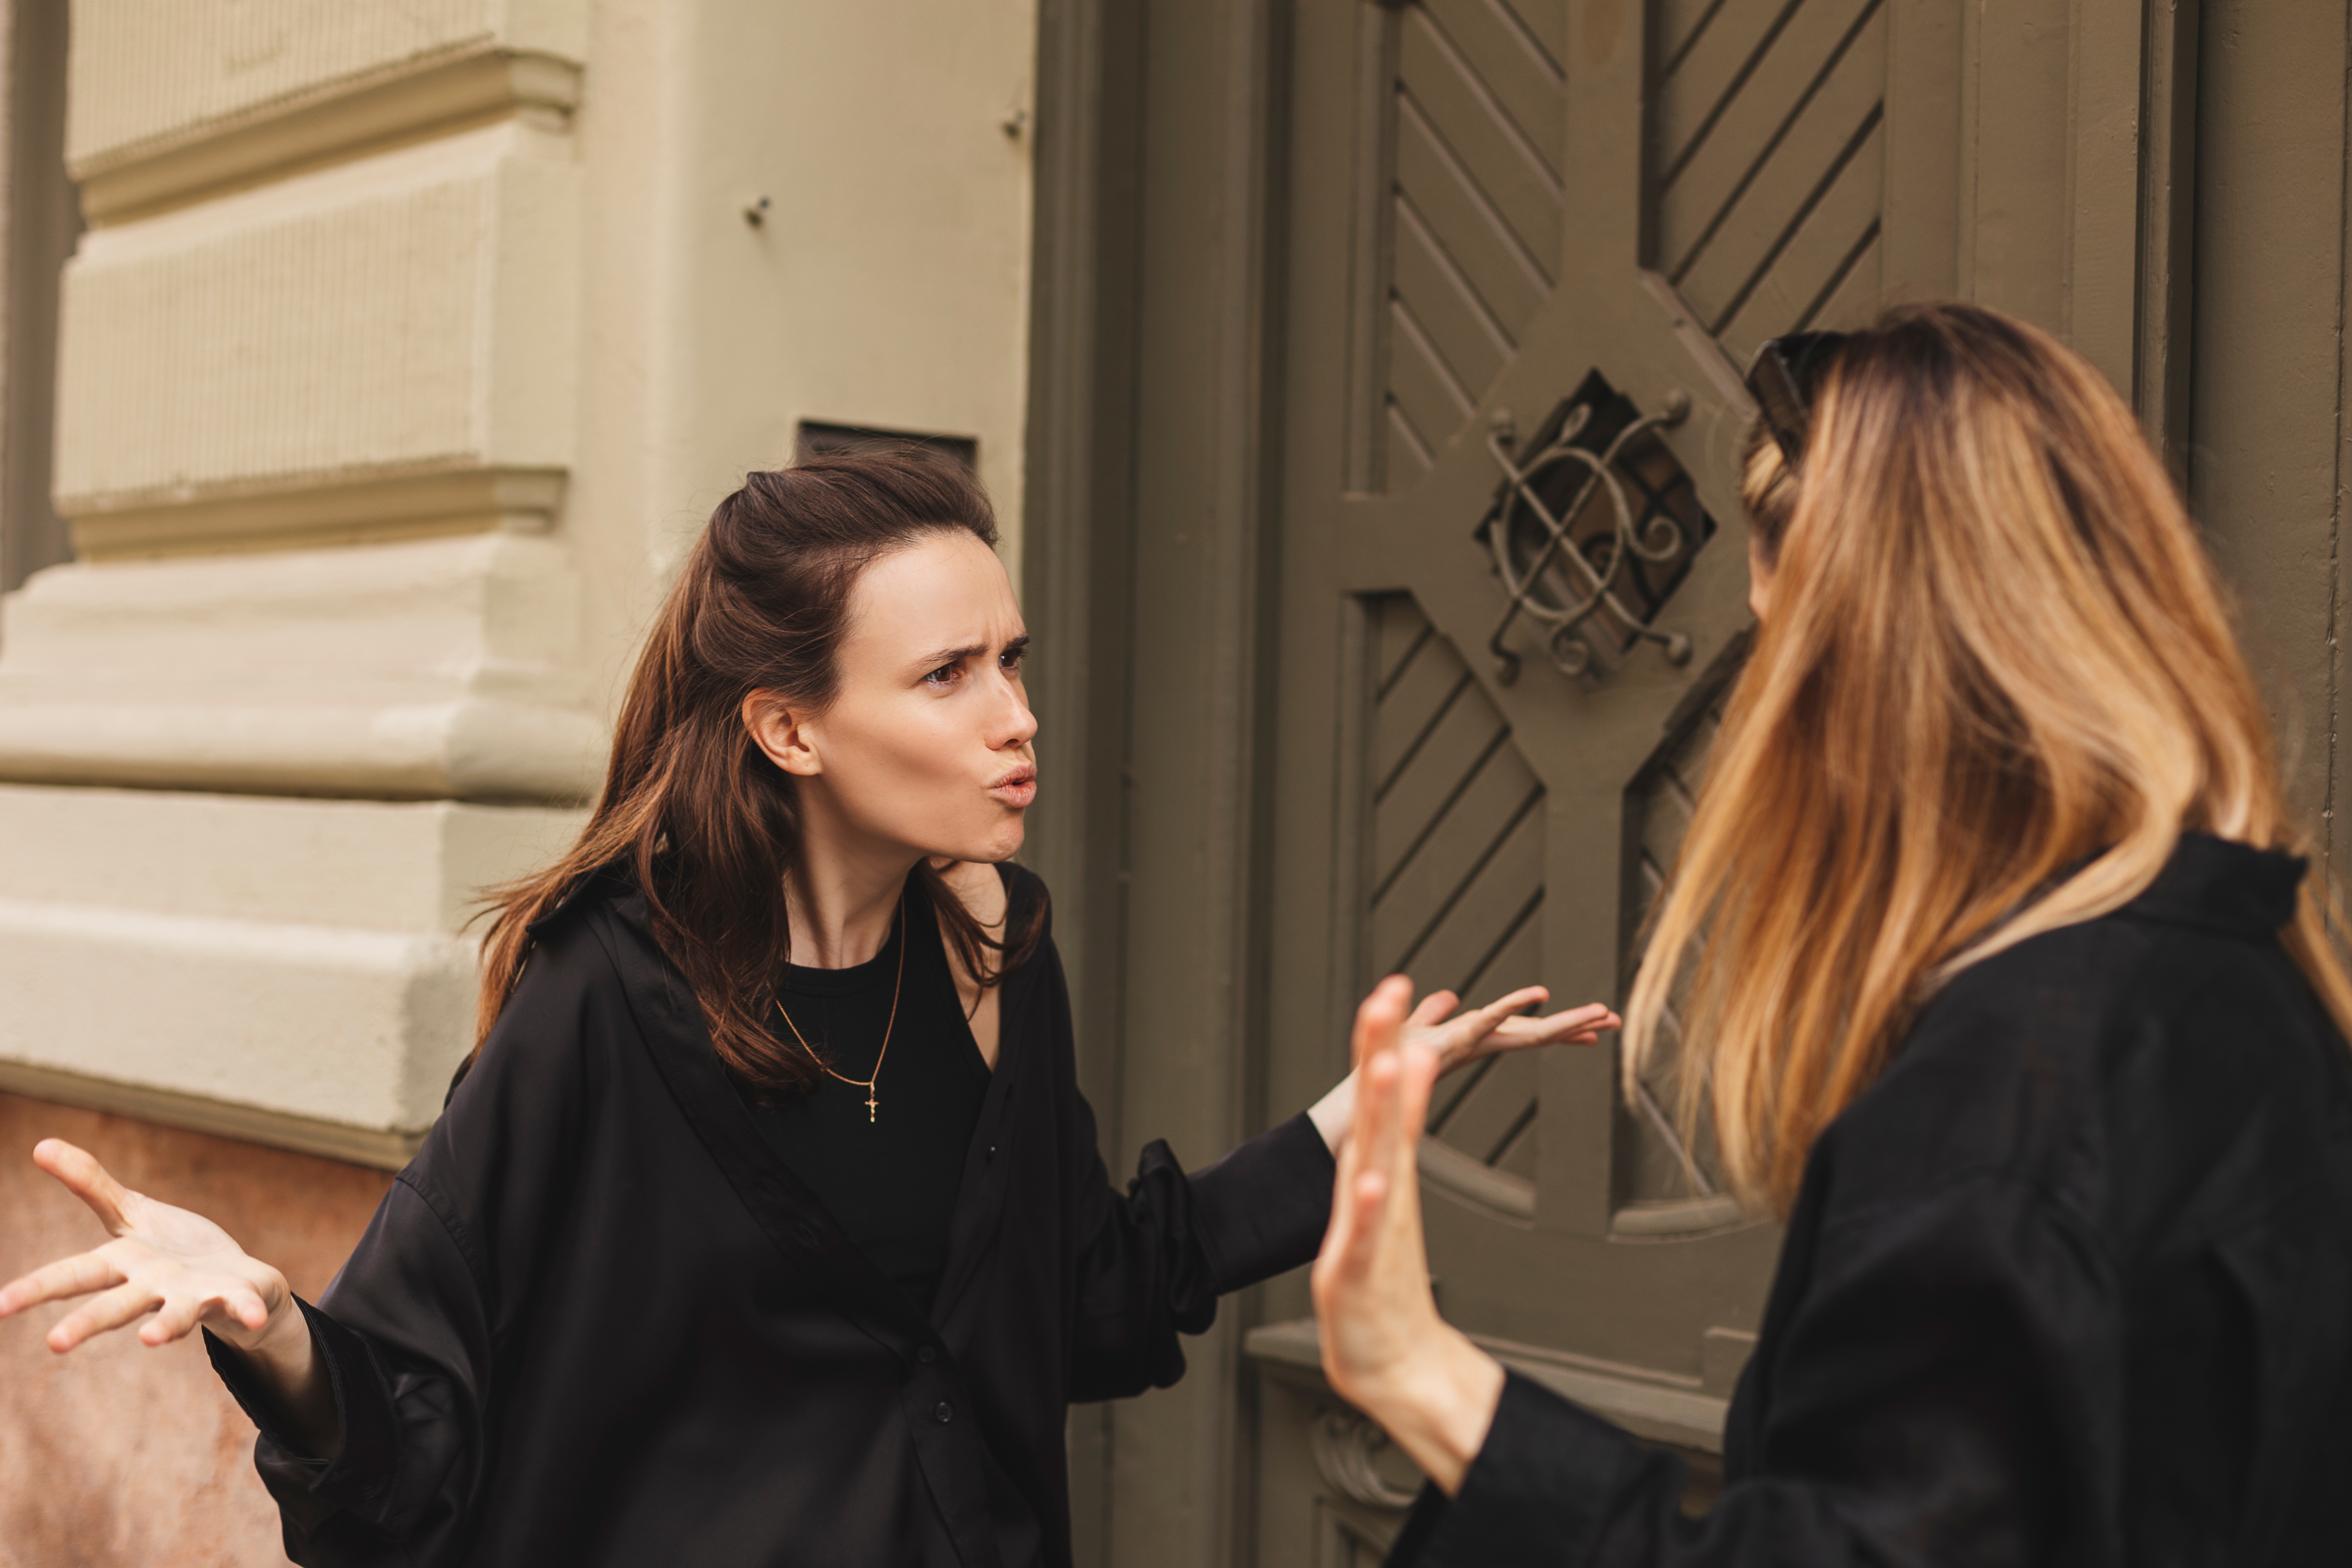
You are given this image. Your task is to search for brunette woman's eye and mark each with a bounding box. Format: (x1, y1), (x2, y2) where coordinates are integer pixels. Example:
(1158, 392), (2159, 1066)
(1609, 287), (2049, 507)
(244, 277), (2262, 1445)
(1000, 647), (1025, 671)
(924, 660), (962, 687)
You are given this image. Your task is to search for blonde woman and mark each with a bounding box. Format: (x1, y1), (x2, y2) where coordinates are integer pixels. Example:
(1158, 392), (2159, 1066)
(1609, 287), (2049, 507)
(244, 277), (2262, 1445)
(1313, 304), (2352, 1565)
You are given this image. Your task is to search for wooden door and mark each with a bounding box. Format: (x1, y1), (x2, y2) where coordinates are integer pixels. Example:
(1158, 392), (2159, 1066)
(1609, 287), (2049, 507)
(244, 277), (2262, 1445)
(1241, 0), (1960, 1555)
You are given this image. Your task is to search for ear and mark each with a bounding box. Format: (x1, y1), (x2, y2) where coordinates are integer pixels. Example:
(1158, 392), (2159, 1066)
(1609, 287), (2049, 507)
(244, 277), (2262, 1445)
(742, 690), (823, 777)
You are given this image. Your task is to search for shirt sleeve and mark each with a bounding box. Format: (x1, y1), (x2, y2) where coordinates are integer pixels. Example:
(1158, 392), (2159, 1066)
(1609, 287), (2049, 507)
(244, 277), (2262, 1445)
(1390, 1174), (2101, 1567)
(198, 914), (613, 1566)
(204, 1183), (488, 1563)
(1065, 1111), (1335, 1403)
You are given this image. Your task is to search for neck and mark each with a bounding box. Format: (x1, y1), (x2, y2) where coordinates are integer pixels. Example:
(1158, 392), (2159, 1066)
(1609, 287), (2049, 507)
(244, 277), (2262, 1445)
(785, 794), (922, 969)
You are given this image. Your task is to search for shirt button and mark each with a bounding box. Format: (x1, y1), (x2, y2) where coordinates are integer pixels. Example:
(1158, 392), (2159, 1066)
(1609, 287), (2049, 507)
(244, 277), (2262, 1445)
(934, 1401), (954, 1424)
(917, 1346), (938, 1364)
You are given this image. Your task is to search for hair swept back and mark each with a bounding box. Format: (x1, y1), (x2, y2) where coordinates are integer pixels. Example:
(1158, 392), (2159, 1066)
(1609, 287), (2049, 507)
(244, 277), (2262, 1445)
(1624, 302), (2352, 1216)
(470, 449), (1044, 1092)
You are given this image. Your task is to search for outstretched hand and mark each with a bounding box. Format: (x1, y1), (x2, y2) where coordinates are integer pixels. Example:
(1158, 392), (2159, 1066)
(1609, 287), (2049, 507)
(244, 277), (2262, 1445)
(1312, 976), (1523, 1497)
(1402, 984), (1619, 1077)
(1305, 981), (1619, 1155)
(0, 1140), (290, 1355)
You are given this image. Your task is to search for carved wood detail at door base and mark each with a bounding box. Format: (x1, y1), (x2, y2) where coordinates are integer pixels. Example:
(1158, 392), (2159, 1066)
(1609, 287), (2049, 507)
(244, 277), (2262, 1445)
(1309, 1409), (1426, 1510)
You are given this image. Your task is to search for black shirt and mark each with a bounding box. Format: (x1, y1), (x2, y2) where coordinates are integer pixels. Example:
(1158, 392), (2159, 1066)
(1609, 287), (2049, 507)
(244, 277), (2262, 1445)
(205, 864), (1338, 1568)
(743, 874), (992, 1315)
(1390, 835), (2352, 1567)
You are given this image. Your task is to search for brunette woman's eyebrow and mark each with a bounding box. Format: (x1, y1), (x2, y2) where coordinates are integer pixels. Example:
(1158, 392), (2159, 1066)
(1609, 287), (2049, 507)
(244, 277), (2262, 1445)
(914, 634), (1029, 669)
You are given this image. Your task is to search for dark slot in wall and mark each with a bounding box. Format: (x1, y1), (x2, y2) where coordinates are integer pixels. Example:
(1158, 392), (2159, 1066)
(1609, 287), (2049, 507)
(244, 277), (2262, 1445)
(796, 419), (979, 472)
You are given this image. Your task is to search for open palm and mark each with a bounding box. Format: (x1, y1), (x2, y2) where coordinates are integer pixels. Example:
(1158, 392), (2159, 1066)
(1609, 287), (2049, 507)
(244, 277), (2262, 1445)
(0, 1139), (286, 1354)
(1403, 984), (1620, 1076)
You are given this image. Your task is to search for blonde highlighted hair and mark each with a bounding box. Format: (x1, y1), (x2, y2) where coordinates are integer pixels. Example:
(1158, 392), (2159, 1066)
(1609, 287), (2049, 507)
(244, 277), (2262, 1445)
(1624, 303), (2352, 1216)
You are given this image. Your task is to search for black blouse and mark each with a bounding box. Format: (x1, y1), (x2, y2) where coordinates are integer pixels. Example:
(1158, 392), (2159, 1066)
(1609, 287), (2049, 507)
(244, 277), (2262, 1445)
(1391, 835), (2352, 1567)
(742, 873), (992, 1315)
(205, 864), (1336, 1568)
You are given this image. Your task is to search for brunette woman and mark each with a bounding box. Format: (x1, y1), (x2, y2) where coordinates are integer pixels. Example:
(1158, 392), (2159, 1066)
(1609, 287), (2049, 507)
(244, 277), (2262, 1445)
(1314, 304), (2352, 1565)
(0, 452), (1618, 1567)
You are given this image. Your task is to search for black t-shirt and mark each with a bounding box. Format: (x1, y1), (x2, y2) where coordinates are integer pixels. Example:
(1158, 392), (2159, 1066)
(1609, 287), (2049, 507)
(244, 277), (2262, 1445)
(739, 874), (992, 1315)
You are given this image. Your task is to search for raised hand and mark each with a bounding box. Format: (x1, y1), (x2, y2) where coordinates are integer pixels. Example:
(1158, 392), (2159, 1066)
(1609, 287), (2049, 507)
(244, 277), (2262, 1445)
(1311, 976), (1511, 1497)
(0, 1139), (289, 1353)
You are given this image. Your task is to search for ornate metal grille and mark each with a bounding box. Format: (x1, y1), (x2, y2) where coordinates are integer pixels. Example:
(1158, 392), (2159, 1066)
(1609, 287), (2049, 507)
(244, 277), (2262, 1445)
(1474, 370), (1716, 683)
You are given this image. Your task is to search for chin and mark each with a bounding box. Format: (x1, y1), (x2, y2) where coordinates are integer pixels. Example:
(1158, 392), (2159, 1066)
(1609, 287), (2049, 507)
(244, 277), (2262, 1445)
(938, 819), (1026, 866)
(980, 816), (1028, 862)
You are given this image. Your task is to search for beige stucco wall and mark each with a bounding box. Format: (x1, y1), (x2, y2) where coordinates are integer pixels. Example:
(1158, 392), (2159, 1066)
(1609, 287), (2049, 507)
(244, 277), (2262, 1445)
(0, 0), (1040, 1159)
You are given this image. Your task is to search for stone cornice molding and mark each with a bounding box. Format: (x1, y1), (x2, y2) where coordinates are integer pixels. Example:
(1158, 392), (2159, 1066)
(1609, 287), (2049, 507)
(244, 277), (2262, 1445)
(73, 43), (584, 227)
(0, 533), (604, 803)
(61, 462), (568, 560)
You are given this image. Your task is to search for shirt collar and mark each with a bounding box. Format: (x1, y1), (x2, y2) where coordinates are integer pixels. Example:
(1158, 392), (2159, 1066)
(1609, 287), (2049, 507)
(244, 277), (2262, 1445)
(2120, 832), (2306, 936)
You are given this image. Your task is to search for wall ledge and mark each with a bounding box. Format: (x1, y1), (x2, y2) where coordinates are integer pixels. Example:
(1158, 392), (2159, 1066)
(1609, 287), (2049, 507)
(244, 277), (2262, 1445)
(73, 43), (583, 227)
(62, 462), (568, 560)
(0, 1058), (425, 1171)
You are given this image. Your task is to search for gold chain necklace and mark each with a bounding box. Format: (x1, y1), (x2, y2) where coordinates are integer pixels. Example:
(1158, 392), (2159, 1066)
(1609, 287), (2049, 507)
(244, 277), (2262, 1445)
(774, 904), (906, 1124)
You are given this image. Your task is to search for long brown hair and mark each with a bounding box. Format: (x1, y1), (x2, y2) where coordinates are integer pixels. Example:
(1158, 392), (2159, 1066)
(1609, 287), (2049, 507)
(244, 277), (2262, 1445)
(1625, 303), (2352, 1215)
(473, 450), (1043, 1091)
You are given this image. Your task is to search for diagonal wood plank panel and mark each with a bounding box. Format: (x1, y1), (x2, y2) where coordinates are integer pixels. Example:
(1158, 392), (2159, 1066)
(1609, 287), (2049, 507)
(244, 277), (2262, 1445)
(1646, 0), (1888, 356)
(1369, 1), (1567, 484)
(1620, 680), (1738, 1200)
(1364, 595), (1548, 1171)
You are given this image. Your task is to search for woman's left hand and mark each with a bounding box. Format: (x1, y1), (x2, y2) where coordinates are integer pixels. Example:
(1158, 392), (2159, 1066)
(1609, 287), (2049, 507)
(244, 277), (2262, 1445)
(1404, 985), (1619, 1077)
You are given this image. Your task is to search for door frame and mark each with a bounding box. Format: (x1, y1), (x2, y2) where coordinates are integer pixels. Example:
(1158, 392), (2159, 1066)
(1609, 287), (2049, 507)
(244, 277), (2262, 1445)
(1024, 2), (1294, 1565)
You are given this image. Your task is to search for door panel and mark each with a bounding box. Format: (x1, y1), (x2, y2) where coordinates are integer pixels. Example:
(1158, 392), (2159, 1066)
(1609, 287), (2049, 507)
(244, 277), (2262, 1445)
(1247, 0), (1946, 1552)
(1376, 0), (1568, 486)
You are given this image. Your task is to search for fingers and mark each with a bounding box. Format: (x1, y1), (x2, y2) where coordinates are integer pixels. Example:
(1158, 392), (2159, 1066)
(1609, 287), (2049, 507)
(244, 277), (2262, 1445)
(143, 1282), (265, 1347)
(1338, 1167), (1390, 1275)
(1482, 985), (1550, 1018)
(1349, 976), (1415, 1072)
(1316, 1152), (1385, 1286)
(0, 1250), (125, 1318)
(47, 1278), (160, 1353)
(1406, 990), (1460, 1029)
(1392, 1031), (1443, 1147)
(33, 1140), (138, 1236)
(1485, 1003), (1625, 1052)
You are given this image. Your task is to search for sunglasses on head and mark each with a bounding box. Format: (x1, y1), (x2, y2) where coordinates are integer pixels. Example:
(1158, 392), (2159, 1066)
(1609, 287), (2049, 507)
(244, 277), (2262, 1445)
(1745, 331), (1848, 469)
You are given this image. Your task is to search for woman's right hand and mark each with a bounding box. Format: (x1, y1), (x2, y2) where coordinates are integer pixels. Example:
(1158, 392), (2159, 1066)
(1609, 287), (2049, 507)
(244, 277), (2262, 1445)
(0, 1138), (294, 1356)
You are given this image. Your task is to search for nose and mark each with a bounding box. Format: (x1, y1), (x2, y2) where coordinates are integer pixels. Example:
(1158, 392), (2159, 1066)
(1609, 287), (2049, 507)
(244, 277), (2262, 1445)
(993, 665), (1038, 750)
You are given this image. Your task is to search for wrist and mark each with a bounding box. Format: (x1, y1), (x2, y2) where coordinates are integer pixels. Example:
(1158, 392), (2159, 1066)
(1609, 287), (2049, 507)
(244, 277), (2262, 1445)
(1352, 1327), (1505, 1497)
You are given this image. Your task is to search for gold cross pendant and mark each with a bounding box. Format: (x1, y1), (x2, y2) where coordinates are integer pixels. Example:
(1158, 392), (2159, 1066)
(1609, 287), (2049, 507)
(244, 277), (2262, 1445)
(865, 1090), (879, 1123)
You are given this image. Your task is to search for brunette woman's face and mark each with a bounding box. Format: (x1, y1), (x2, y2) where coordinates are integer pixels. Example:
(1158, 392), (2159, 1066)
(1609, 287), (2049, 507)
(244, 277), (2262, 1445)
(752, 531), (1037, 866)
